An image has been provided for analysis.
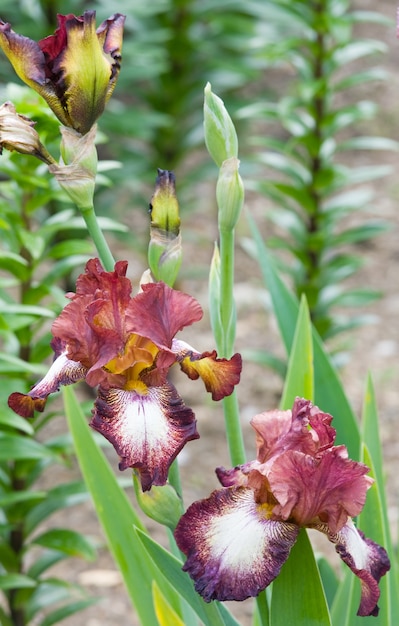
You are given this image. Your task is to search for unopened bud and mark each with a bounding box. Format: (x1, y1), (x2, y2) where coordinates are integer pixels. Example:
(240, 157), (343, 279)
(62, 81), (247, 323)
(203, 82), (238, 167)
(49, 124), (98, 210)
(216, 157), (244, 232)
(0, 101), (55, 164)
(148, 169), (182, 286)
(133, 472), (183, 530)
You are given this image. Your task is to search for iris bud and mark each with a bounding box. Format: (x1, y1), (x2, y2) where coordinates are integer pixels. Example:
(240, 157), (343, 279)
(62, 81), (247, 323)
(203, 82), (238, 167)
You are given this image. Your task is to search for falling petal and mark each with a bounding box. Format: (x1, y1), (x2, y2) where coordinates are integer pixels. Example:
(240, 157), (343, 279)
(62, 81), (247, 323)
(90, 383), (199, 490)
(8, 351), (87, 418)
(173, 339), (242, 401)
(175, 486), (299, 602)
(323, 519), (390, 617)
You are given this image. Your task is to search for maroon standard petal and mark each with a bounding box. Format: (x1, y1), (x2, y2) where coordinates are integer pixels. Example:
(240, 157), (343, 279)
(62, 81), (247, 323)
(251, 397), (336, 466)
(325, 519), (390, 617)
(175, 486), (299, 602)
(90, 383), (199, 490)
(51, 259), (132, 375)
(8, 351), (87, 418)
(269, 447), (372, 532)
(126, 282), (203, 350)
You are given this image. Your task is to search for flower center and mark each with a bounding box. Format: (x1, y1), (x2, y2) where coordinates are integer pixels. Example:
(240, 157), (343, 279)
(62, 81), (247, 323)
(105, 334), (159, 394)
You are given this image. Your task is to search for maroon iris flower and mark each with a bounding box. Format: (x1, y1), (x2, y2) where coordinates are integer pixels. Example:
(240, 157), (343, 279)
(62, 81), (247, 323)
(175, 397), (390, 617)
(8, 259), (242, 491)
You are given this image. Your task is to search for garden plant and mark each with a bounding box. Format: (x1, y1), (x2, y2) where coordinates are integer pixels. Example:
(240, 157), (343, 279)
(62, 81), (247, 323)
(0, 4), (397, 626)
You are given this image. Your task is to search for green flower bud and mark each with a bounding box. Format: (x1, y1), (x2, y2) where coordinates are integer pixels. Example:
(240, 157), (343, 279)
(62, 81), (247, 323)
(148, 169), (182, 286)
(216, 157), (244, 232)
(133, 472), (183, 530)
(203, 82), (238, 167)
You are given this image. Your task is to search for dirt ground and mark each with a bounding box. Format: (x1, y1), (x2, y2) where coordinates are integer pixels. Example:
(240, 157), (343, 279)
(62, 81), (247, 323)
(26, 1), (399, 625)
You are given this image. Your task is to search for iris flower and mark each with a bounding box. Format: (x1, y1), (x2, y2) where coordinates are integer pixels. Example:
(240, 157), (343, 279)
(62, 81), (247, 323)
(0, 11), (125, 135)
(8, 259), (242, 490)
(175, 397), (390, 617)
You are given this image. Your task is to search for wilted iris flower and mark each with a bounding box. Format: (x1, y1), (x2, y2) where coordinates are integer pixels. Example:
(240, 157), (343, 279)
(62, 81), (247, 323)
(8, 259), (242, 490)
(0, 11), (125, 135)
(175, 397), (390, 617)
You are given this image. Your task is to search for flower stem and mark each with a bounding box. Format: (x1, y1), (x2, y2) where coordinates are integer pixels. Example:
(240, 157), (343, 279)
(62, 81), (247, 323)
(219, 228), (235, 356)
(80, 205), (115, 271)
(219, 227), (246, 466)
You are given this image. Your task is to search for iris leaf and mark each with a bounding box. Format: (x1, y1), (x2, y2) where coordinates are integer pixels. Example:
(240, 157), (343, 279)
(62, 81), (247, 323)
(270, 529), (332, 626)
(280, 295), (313, 408)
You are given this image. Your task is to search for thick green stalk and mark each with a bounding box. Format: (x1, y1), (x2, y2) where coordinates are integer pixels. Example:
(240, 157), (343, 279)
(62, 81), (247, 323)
(219, 227), (246, 466)
(80, 205), (115, 271)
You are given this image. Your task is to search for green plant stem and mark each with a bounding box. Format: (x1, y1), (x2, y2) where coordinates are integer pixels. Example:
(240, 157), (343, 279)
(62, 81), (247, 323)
(80, 205), (115, 271)
(222, 391), (246, 466)
(219, 228), (235, 356)
(218, 227), (246, 466)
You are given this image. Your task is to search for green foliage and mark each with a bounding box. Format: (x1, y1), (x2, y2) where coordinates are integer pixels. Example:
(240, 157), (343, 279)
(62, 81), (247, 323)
(0, 2), (396, 625)
(242, 0), (395, 343)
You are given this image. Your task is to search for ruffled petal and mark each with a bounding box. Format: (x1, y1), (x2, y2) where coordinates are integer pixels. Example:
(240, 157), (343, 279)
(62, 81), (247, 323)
(126, 282), (203, 350)
(172, 339), (242, 401)
(8, 351), (87, 418)
(0, 21), (59, 108)
(269, 448), (372, 532)
(175, 486), (299, 602)
(251, 397), (335, 465)
(323, 519), (390, 617)
(52, 259), (132, 377)
(90, 383), (199, 490)
(57, 12), (123, 135)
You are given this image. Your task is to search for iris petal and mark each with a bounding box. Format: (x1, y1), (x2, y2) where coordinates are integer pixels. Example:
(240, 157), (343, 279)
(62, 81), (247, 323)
(8, 351), (87, 418)
(323, 519), (390, 617)
(175, 486), (299, 602)
(126, 282), (203, 350)
(269, 448), (372, 532)
(90, 383), (199, 490)
(172, 339), (242, 401)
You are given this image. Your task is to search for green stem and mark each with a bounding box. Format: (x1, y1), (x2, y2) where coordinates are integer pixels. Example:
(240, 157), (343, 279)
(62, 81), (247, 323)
(218, 227), (246, 466)
(222, 391), (246, 466)
(218, 228), (236, 356)
(80, 206), (115, 271)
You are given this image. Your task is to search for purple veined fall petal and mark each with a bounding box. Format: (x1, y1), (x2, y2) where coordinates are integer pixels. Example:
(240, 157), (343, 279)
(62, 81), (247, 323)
(322, 519), (391, 617)
(175, 486), (299, 602)
(90, 382), (199, 491)
(172, 338), (242, 401)
(8, 350), (87, 418)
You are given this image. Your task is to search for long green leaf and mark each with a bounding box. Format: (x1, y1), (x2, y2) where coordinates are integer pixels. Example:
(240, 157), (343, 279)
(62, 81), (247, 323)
(270, 530), (332, 626)
(136, 528), (241, 626)
(247, 213), (360, 457)
(62, 386), (179, 626)
(280, 295), (313, 408)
